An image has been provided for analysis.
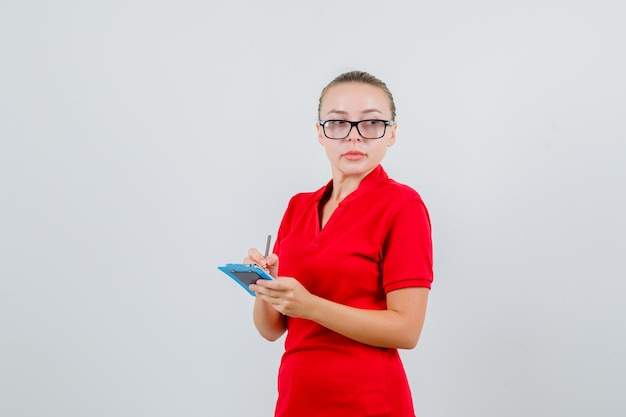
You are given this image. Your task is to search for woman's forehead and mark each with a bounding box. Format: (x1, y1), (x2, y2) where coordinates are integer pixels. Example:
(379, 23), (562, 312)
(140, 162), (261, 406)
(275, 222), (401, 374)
(321, 83), (391, 114)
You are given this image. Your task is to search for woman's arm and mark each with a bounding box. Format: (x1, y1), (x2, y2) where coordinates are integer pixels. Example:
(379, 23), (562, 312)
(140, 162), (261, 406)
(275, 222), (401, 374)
(251, 278), (429, 349)
(252, 296), (287, 341)
(313, 286), (429, 349)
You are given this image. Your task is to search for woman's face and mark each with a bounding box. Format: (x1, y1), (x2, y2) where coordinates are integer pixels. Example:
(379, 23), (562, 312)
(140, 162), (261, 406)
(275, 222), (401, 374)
(317, 82), (396, 181)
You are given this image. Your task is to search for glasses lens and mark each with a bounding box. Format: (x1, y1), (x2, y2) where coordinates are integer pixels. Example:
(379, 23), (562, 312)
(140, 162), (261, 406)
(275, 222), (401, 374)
(323, 120), (351, 139)
(357, 120), (386, 139)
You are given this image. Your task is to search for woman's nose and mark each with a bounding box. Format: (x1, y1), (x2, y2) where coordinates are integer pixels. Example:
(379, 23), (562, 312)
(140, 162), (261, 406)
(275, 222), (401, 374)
(346, 125), (364, 142)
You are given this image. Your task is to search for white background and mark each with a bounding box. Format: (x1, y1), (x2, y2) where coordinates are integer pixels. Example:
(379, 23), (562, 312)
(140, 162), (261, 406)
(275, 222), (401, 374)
(1, 1), (625, 416)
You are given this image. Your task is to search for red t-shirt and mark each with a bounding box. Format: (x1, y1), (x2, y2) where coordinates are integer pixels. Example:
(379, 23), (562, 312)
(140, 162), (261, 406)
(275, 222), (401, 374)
(273, 165), (433, 417)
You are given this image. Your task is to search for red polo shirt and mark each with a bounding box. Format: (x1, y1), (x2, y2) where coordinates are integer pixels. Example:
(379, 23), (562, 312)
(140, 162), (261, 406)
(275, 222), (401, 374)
(272, 165), (433, 417)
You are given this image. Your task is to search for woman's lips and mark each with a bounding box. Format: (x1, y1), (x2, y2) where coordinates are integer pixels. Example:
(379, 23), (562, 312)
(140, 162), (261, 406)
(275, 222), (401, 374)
(343, 151), (366, 161)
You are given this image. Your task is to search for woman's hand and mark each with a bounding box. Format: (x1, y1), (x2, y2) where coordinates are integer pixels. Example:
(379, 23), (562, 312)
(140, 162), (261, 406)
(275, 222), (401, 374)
(244, 248), (279, 278)
(250, 277), (318, 318)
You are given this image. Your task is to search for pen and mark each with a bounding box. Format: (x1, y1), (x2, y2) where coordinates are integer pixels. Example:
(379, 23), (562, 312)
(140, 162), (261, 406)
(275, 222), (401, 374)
(264, 234), (272, 258)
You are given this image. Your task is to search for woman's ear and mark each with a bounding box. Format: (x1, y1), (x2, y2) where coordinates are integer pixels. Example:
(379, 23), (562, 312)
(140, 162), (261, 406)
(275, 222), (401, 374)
(387, 123), (397, 147)
(316, 122), (325, 146)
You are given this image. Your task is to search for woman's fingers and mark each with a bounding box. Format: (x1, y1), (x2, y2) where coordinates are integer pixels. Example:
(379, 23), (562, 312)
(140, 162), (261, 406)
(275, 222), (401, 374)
(251, 277), (312, 318)
(244, 247), (265, 266)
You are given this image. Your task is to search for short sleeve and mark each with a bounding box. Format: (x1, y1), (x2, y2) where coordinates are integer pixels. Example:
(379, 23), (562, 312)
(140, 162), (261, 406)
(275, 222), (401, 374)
(382, 198), (433, 292)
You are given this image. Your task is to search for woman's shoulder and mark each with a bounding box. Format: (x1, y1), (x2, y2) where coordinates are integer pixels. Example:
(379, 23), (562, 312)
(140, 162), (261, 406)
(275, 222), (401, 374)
(377, 177), (431, 229)
(381, 176), (425, 204)
(369, 165), (424, 203)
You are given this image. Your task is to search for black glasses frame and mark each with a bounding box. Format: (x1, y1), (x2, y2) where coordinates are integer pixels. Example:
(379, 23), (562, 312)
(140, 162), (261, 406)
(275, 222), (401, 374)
(318, 119), (395, 140)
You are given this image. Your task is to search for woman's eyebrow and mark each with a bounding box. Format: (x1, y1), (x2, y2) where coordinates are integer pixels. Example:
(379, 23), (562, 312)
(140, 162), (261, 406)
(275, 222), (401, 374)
(325, 109), (349, 117)
(361, 108), (383, 115)
(325, 108), (383, 117)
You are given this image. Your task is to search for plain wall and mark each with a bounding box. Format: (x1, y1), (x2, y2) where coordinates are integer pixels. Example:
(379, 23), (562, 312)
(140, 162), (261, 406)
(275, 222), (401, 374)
(1, 1), (625, 416)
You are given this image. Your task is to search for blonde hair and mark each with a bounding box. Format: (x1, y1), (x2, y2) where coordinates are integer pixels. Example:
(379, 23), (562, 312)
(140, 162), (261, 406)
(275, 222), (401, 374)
(317, 71), (396, 120)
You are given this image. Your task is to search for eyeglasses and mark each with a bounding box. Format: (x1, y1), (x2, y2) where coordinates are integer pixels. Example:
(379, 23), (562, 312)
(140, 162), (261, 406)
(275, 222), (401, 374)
(318, 119), (395, 140)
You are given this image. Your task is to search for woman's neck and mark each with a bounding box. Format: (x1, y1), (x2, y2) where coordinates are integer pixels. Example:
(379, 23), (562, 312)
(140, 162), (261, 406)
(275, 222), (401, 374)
(329, 167), (375, 203)
(330, 179), (359, 203)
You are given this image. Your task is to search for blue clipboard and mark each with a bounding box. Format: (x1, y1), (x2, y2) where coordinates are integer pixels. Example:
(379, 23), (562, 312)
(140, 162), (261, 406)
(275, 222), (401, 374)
(217, 263), (274, 296)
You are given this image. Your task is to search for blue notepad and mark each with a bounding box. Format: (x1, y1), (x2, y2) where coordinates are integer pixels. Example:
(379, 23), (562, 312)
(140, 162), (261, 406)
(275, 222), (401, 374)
(217, 263), (273, 296)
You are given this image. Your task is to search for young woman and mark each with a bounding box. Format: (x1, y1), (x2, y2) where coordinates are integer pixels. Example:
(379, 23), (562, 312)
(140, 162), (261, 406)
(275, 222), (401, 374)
(244, 71), (433, 417)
